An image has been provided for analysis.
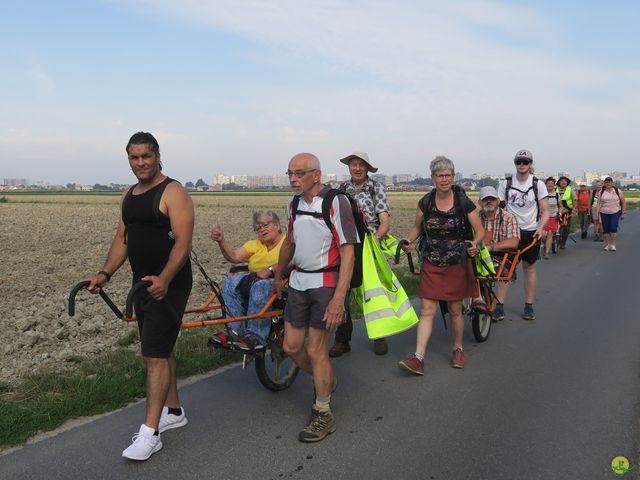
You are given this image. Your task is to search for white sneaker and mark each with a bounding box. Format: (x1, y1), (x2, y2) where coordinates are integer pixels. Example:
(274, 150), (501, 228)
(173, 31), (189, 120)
(159, 406), (188, 433)
(604, 245), (611, 251)
(610, 245), (617, 251)
(122, 424), (162, 461)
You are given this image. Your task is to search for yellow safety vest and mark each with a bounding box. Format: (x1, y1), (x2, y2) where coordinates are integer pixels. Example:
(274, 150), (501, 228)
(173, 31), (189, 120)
(557, 186), (574, 208)
(353, 234), (418, 339)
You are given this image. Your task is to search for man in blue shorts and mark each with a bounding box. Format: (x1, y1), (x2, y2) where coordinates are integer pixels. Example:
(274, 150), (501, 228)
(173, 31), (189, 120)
(84, 132), (193, 461)
(273, 152), (359, 442)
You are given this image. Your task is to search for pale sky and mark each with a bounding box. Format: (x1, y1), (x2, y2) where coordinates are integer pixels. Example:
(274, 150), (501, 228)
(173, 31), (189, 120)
(1, 0), (639, 185)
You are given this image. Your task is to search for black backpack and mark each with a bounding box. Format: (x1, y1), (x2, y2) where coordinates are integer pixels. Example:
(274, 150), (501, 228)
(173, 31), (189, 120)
(291, 188), (368, 288)
(418, 185), (474, 260)
(501, 175), (542, 220)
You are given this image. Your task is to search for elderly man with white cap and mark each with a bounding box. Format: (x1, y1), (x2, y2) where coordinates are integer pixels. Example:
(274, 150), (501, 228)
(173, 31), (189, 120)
(329, 151), (391, 357)
(476, 185), (520, 319)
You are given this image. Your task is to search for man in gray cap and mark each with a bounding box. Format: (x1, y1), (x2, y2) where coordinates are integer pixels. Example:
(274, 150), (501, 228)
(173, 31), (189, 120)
(497, 149), (549, 321)
(476, 186), (520, 318)
(329, 152), (391, 357)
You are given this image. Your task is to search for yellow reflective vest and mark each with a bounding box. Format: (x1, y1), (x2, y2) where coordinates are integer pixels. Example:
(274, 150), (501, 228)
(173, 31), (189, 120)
(557, 186), (574, 209)
(353, 234), (418, 339)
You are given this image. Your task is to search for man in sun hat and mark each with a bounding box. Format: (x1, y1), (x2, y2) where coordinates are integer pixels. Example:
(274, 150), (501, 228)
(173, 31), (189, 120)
(329, 152), (391, 357)
(497, 149), (549, 321)
(556, 175), (576, 248)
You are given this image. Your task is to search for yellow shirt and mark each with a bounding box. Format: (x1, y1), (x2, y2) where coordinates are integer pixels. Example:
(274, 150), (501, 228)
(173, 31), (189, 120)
(243, 236), (285, 272)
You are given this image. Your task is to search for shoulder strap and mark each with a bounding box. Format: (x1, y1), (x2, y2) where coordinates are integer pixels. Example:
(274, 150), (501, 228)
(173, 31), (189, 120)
(291, 195), (301, 221)
(319, 188), (339, 232)
(152, 177), (173, 222)
(121, 184), (137, 225)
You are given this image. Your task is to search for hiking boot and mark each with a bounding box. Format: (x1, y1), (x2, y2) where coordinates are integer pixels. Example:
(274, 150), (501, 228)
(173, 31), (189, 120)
(451, 348), (466, 369)
(298, 407), (336, 443)
(491, 303), (505, 322)
(329, 342), (351, 358)
(373, 338), (388, 355)
(398, 355), (424, 375)
(522, 304), (536, 321)
(122, 424), (162, 461)
(159, 407), (188, 433)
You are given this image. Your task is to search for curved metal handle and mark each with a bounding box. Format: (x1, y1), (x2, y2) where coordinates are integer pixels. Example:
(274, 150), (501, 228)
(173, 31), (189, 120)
(394, 240), (417, 275)
(69, 280), (124, 319)
(68, 281), (90, 316)
(125, 280), (152, 318)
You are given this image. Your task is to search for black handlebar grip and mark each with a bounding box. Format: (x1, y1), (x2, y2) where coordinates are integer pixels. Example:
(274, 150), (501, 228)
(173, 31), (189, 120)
(395, 240), (410, 264)
(125, 281), (152, 318)
(68, 281), (91, 316)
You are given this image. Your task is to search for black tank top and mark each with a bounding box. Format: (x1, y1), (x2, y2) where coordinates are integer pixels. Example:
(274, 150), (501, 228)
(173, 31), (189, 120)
(122, 177), (192, 290)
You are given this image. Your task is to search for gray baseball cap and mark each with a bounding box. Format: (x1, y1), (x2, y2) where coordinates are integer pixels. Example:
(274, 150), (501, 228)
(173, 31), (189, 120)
(514, 149), (533, 162)
(479, 186), (499, 200)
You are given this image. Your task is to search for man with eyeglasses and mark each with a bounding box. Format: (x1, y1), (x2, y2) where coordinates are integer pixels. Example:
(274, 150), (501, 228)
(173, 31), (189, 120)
(273, 153), (359, 442)
(497, 149), (549, 321)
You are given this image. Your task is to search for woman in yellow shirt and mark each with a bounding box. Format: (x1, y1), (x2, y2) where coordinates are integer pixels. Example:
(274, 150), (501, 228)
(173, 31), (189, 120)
(211, 210), (285, 345)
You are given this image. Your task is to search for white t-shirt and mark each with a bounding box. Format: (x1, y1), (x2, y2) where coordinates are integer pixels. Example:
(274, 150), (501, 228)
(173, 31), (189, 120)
(498, 174), (547, 231)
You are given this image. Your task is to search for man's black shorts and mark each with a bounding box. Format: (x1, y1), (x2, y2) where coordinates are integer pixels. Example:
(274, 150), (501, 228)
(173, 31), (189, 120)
(135, 288), (191, 358)
(519, 229), (540, 264)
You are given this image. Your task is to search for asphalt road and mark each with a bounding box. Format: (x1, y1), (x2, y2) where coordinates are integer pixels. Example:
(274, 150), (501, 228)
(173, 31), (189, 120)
(2, 211), (639, 480)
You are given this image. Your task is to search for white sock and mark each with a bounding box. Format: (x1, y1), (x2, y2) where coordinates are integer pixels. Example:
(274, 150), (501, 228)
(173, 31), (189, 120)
(314, 395), (331, 413)
(414, 352), (424, 361)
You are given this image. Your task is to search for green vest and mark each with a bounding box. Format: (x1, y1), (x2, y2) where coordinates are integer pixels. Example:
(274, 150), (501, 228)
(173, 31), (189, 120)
(353, 234), (418, 339)
(557, 186), (574, 208)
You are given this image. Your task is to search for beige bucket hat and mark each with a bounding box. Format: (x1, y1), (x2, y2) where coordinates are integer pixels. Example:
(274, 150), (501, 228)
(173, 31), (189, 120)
(339, 152), (378, 173)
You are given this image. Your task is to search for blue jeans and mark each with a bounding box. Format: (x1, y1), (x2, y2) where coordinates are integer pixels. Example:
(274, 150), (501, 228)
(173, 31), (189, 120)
(221, 272), (272, 342)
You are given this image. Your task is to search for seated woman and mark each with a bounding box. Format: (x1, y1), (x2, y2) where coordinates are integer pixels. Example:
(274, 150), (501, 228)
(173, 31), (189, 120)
(210, 210), (285, 346)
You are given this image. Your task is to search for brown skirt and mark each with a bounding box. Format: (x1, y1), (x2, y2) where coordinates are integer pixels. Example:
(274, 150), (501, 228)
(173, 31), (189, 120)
(419, 259), (479, 301)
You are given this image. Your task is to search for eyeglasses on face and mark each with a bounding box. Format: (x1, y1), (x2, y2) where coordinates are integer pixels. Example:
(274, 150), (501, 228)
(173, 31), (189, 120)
(514, 159), (531, 166)
(285, 169), (317, 178)
(433, 173), (453, 180)
(254, 221), (274, 231)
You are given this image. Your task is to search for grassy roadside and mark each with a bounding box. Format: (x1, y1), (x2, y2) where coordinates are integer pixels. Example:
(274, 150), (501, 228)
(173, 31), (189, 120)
(0, 329), (240, 450)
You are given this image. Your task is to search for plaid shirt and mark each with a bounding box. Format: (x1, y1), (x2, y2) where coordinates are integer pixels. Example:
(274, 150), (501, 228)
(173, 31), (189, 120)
(479, 207), (520, 243)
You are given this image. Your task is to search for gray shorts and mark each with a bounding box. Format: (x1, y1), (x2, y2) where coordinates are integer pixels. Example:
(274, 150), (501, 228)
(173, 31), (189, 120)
(284, 287), (342, 330)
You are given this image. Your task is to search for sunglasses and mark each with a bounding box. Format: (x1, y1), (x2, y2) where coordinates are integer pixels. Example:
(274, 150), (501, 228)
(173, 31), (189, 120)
(514, 159), (531, 166)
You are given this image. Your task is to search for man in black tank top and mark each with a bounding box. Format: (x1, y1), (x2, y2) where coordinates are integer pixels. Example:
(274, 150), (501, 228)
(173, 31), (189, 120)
(84, 132), (194, 461)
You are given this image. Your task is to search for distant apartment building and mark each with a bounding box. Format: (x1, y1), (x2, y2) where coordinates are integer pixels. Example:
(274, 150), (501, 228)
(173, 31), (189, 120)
(608, 171), (627, 181)
(3, 178), (28, 187)
(213, 173), (230, 185)
(75, 184), (93, 192)
(583, 171), (601, 185)
(230, 175), (248, 187)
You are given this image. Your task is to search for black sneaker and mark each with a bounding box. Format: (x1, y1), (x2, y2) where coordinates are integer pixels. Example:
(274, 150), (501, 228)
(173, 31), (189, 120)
(298, 408), (336, 443)
(522, 304), (535, 321)
(491, 303), (505, 322)
(328, 342), (350, 358)
(373, 338), (388, 355)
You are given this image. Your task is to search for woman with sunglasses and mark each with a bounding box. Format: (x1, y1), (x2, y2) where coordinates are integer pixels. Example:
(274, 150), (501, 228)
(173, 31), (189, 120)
(210, 210), (285, 346)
